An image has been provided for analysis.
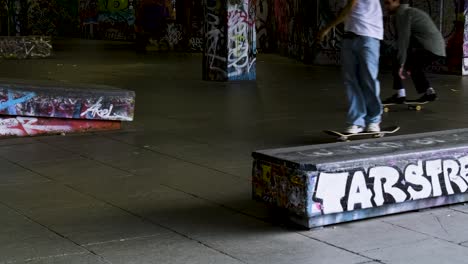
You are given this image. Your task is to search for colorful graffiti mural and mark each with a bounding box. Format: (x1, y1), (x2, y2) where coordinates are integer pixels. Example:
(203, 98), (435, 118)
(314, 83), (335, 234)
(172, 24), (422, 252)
(0, 82), (135, 121)
(95, 0), (135, 40)
(252, 160), (309, 217)
(0, 116), (121, 137)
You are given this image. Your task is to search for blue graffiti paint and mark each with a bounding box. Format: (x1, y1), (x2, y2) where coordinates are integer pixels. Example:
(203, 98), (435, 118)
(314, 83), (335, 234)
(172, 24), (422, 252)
(0, 91), (36, 112)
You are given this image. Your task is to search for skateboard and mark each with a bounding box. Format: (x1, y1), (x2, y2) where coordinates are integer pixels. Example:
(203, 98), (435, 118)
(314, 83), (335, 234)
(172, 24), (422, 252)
(383, 101), (429, 112)
(324, 126), (400, 141)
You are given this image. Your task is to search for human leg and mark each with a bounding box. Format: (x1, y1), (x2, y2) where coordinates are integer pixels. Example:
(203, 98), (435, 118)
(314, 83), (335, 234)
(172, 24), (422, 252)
(342, 37), (367, 131)
(407, 49), (438, 102)
(356, 36), (382, 132)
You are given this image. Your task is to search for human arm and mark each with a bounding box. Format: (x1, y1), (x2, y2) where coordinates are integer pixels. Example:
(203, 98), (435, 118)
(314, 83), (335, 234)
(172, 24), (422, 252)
(316, 0), (358, 41)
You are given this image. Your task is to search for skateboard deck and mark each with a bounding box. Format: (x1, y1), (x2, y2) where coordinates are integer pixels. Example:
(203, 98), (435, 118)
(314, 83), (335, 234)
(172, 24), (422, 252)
(324, 126), (400, 141)
(383, 101), (429, 112)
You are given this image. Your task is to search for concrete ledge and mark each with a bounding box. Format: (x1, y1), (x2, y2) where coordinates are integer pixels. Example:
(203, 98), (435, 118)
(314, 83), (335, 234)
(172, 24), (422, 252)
(0, 79), (135, 121)
(0, 116), (121, 137)
(0, 36), (52, 59)
(252, 128), (468, 228)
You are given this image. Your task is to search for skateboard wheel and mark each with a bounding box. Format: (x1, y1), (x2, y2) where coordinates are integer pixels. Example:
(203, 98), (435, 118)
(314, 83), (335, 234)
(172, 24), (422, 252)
(384, 107), (389, 113)
(415, 105), (422, 111)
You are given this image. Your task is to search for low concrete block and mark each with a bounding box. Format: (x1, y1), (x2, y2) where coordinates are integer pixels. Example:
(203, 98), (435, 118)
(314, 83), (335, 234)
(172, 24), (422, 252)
(0, 79), (135, 121)
(252, 129), (468, 228)
(0, 36), (52, 59)
(0, 116), (121, 137)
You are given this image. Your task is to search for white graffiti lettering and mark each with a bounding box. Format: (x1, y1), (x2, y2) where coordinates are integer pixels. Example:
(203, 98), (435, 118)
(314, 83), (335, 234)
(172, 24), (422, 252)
(227, 3), (256, 79)
(0, 117), (70, 136)
(313, 156), (468, 214)
(205, 4), (227, 78)
(80, 97), (130, 121)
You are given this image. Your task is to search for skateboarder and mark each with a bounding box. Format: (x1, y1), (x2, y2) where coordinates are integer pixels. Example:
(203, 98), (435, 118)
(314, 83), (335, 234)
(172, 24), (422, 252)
(382, 0), (446, 104)
(318, 0), (384, 133)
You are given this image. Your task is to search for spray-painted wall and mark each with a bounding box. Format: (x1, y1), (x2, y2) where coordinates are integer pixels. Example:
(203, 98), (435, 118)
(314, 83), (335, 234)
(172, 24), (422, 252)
(0, 0), (79, 37)
(79, 0), (136, 40)
(256, 0), (465, 73)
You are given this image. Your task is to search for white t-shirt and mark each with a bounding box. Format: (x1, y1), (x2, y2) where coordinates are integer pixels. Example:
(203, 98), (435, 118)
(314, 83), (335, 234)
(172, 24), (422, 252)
(344, 0), (384, 40)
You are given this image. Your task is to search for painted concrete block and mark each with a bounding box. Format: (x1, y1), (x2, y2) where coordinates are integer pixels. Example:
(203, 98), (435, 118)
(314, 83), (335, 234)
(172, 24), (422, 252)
(252, 129), (468, 228)
(0, 36), (52, 59)
(0, 116), (121, 137)
(0, 79), (135, 121)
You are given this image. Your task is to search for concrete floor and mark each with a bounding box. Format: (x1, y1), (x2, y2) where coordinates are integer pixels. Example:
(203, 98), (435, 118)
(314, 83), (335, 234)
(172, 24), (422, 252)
(0, 39), (467, 263)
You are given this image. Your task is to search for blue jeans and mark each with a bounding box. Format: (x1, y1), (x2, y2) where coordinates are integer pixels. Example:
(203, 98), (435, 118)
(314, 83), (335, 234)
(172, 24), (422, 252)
(341, 35), (382, 127)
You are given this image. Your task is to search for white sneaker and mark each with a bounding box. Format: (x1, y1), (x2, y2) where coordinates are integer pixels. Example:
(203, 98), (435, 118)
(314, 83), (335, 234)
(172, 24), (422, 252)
(366, 123), (380, 132)
(345, 125), (364, 134)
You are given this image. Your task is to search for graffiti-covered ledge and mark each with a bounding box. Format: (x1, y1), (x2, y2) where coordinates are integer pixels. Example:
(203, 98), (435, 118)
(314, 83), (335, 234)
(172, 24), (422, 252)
(0, 36), (52, 59)
(252, 129), (468, 228)
(0, 79), (135, 121)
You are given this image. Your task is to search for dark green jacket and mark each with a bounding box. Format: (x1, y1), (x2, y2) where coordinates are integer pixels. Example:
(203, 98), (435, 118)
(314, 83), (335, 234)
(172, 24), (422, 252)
(395, 4), (446, 66)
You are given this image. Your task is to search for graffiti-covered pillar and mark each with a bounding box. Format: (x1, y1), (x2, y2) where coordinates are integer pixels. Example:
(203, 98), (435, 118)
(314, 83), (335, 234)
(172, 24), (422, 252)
(202, 0), (256, 81)
(463, 0), (468, 75)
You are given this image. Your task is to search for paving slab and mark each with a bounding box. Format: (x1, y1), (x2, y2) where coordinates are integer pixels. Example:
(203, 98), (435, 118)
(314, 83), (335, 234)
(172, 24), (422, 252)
(383, 207), (468, 243)
(363, 238), (468, 264)
(301, 219), (430, 253)
(0, 204), (85, 263)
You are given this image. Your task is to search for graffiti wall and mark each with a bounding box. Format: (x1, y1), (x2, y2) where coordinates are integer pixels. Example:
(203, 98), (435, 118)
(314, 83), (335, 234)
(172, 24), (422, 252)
(0, 0), (78, 37)
(79, 0), (99, 38)
(27, 0), (79, 37)
(257, 0), (465, 73)
(0, 81), (135, 121)
(255, 0), (270, 52)
(252, 129), (468, 228)
(79, 0), (140, 40)
(95, 0), (136, 40)
(0, 0), (26, 36)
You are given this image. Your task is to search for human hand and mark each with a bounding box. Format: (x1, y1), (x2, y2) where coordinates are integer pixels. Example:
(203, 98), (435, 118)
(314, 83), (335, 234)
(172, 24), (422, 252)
(398, 66), (411, 79)
(316, 27), (331, 42)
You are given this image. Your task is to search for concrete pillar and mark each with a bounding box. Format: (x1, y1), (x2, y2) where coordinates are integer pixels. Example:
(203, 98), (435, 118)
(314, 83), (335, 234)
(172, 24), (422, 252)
(202, 0), (256, 81)
(463, 0), (468, 74)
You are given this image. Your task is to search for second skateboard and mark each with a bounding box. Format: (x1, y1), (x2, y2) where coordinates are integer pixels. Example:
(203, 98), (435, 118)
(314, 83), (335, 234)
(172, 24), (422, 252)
(383, 100), (429, 112)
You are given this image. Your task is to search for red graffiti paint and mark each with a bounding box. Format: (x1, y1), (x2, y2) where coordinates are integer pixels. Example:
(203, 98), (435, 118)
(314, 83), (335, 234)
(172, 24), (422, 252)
(0, 116), (121, 137)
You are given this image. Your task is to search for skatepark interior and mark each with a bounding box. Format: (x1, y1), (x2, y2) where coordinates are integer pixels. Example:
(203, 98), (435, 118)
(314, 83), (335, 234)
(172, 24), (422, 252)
(0, 39), (468, 263)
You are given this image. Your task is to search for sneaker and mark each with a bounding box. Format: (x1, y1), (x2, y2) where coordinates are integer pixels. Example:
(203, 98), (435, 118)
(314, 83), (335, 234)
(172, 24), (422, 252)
(414, 93), (437, 102)
(383, 94), (406, 104)
(345, 125), (364, 134)
(366, 123), (381, 132)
